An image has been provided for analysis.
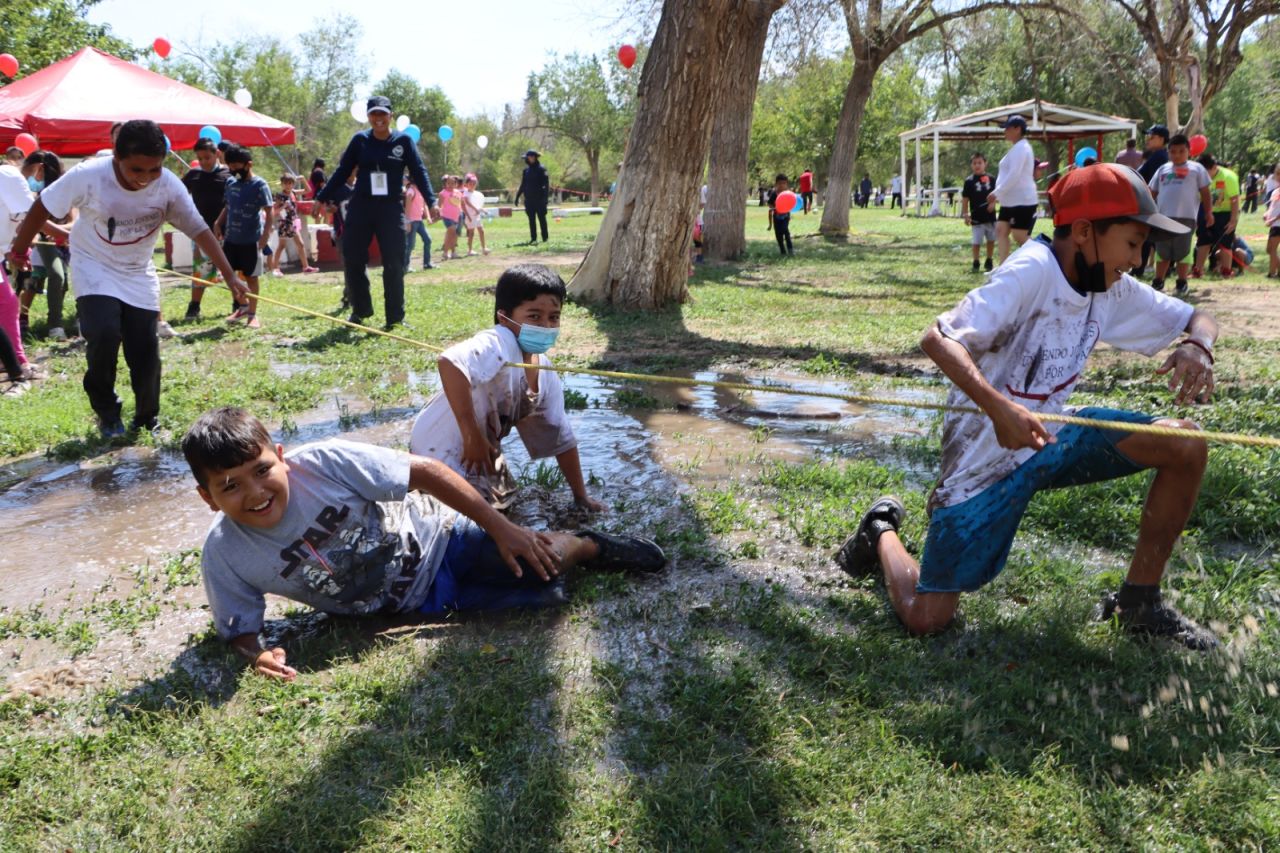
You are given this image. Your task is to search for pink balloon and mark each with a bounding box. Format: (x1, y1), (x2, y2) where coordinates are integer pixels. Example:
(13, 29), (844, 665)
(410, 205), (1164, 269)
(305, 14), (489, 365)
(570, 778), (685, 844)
(153, 37), (171, 59)
(775, 190), (798, 215)
(13, 133), (38, 157)
(0, 54), (18, 78)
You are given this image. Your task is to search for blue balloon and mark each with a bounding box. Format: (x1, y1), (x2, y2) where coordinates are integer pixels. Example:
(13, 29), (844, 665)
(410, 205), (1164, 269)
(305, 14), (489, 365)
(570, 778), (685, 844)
(405, 124), (422, 144)
(163, 134), (171, 151)
(198, 124), (222, 145)
(1074, 147), (1098, 168)
(437, 124), (453, 142)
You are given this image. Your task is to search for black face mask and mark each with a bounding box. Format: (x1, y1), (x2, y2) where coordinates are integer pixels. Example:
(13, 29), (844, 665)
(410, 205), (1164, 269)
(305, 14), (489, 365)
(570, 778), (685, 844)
(1073, 229), (1108, 294)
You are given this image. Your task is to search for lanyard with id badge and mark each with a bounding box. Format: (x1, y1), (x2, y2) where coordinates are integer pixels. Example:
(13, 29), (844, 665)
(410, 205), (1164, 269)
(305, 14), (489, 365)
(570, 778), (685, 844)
(370, 169), (389, 196)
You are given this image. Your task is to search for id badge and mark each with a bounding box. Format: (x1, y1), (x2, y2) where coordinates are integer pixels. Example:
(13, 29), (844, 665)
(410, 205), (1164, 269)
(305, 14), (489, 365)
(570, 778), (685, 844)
(370, 170), (389, 196)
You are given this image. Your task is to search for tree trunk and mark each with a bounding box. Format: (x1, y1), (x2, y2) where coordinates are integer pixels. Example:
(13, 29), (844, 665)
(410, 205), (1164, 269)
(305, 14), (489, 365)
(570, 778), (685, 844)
(587, 148), (601, 204)
(818, 59), (879, 237)
(704, 0), (783, 261)
(569, 0), (753, 308)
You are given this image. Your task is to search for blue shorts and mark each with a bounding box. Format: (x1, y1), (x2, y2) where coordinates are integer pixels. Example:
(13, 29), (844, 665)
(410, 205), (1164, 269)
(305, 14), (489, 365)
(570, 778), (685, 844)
(916, 407), (1154, 593)
(417, 518), (566, 615)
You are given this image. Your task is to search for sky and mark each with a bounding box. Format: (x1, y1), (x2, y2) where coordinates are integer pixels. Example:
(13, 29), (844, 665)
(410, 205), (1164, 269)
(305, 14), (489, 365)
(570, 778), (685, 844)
(85, 0), (634, 115)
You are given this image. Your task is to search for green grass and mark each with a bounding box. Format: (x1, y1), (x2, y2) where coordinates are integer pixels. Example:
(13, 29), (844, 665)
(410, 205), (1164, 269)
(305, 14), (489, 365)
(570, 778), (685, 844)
(3, 205), (1280, 848)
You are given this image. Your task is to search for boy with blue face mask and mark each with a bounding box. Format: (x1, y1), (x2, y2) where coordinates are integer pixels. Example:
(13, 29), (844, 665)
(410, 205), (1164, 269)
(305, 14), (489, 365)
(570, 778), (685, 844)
(410, 264), (603, 511)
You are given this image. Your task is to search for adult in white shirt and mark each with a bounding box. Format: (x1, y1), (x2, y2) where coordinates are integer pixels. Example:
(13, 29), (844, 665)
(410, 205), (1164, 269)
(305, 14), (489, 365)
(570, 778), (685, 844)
(987, 114), (1039, 265)
(890, 174), (903, 209)
(0, 146), (35, 374)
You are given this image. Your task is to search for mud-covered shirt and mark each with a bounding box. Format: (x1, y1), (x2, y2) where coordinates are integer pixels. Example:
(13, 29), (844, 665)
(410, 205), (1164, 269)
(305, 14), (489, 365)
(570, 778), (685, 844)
(931, 238), (1191, 509)
(200, 439), (455, 640)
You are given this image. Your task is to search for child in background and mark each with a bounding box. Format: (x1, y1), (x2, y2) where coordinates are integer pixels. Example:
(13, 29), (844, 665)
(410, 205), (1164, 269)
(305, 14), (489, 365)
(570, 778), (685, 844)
(1265, 164), (1280, 278)
(960, 152), (996, 273)
(184, 406), (664, 680)
(18, 150), (74, 341)
(766, 173), (794, 257)
(267, 174), (318, 277)
(403, 175), (433, 271)
(410, 264), (604, 511)
(1146, 134), (1212, 296)
(181, 137), (229, 321)
(8, 120), (246, 436)
(0, 146), (34, 368)
(214, 146), (273, 330)
(437, 175), (462, 261)
(461, 174), (488, 256)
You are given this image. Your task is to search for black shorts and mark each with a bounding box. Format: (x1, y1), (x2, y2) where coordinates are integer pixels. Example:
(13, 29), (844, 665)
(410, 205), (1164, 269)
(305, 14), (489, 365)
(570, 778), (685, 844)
(1270, 225), (1280, 238)
(223, 241), (262, 278)
(997, 205), (1037, 231)
(1195, 216), (1233, 250)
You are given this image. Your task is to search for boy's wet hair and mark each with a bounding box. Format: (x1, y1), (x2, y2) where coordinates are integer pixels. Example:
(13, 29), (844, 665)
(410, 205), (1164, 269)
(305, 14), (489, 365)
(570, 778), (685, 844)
(1168, 134), (1190, 148)
(193, 137), (217, 153)
(493, 264), (566, 323)
(775, 173), (788, 182)
(224, 145), (252, 166)
(1052, 216), (1132, 240)
(182, 407), (274, 488)
(114, 120), (167, 159)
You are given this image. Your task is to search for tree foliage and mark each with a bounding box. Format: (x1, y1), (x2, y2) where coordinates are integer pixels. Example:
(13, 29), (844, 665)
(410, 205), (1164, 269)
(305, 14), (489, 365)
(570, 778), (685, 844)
(0, 0), (136, 74)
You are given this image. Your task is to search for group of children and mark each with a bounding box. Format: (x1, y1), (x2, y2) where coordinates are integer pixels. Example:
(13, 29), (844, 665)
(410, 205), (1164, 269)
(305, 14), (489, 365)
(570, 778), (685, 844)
(434, 173), (489, 262)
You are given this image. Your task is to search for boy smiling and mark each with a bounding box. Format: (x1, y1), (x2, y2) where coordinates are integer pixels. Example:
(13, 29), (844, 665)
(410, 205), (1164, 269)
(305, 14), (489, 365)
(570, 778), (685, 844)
(838, 164), (1223, 650)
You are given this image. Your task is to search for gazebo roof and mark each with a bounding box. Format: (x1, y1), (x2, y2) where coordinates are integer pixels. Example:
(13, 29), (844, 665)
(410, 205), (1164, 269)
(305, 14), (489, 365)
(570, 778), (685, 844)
(899, 99), (1139, 142)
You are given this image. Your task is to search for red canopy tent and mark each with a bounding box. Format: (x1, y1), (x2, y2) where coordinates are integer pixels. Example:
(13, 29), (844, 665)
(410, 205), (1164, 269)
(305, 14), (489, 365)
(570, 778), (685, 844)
(0, 47), (295, 156)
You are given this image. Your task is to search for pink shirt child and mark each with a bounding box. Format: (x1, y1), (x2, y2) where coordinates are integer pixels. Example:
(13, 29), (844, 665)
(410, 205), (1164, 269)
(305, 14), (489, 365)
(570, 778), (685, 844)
(405, 186), (427, 222)
(438, 188), (461, 222)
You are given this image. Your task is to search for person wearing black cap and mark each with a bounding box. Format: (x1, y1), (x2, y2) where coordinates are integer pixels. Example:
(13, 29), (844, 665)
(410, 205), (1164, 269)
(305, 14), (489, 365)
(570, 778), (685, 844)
(317, 96), (438, 329)
(1133, 124), (1171, 277)
(840, 163), (1222, 651)
(986, 114), (1038, 265)
(514, 150), (550, 244)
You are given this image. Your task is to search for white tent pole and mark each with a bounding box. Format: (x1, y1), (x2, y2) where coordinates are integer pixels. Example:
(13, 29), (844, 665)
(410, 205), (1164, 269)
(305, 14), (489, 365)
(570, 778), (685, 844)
(914, 137), (922, 216)
(930, 129), (941, 216)
(899, 137), (907, 214)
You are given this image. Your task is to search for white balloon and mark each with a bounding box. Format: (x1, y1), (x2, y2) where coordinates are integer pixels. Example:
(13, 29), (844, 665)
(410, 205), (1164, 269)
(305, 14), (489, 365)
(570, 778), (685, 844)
(396, 114), (410, 131)
(233, 88), (253, 108)
(350, 98), (367, 123)
(477, 135), (489, 149)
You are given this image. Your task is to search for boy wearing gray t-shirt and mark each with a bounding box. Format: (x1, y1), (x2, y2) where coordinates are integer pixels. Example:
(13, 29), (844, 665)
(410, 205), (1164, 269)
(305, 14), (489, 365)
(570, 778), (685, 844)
(1147, 134), (1212, 296)
(183, 407), (665, 680)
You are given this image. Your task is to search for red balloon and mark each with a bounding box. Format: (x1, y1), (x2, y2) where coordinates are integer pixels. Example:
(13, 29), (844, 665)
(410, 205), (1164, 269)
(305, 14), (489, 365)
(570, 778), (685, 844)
(189, 159), (199, 169)
(0, 54), (18, 78)
(775, 190), (798, 215)
(14, 133), (38, 156)
(617, 44), (637, 70)
(153, 37), (172, 59)
(1189, 134), (1208, 157)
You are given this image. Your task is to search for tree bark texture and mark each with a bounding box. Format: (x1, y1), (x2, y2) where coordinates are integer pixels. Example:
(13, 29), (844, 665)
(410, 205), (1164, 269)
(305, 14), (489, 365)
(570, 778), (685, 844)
(569, 0), (766, 308)
(704, 0), (785, 261)
(818, 59), (879, 237)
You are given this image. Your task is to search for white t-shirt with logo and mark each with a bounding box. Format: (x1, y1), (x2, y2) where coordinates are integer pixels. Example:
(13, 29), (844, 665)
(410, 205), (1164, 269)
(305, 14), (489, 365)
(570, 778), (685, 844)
(1148, 160), (1210, 220)
(931, 238), (1192, 509)
(994, 138), (1038, 207)
(38, 156), (209, 311)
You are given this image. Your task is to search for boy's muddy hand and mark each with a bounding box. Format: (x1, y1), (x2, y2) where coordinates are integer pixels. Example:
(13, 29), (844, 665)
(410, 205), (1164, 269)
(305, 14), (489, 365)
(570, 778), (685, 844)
(254, 648), (297, 681)
(575, 495), (606, 513)
(494, 522), (559, 581)
(1158, 347), (1214, 404)
(461, 432), (497, 476)
(991, 400), (1055, 450)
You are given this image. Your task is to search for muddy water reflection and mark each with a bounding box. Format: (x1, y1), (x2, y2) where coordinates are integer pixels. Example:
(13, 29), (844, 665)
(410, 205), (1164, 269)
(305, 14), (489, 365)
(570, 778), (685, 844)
(0, 370), (931, 611)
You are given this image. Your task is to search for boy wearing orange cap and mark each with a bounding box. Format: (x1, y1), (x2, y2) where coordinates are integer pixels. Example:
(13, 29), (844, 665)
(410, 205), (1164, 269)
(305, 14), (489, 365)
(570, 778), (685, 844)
(837, 164), (1223, 650)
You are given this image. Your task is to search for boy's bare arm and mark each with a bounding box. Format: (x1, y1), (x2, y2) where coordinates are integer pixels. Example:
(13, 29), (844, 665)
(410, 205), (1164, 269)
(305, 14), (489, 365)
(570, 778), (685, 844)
(1200, 187), (1214, 226)
(407, 455), (560, 580)
(438, 357), (496, 476)
(259, 206), (274, 250)
(921, 324), (1054, 451)
(193, 230), (249, 301)
(214, 208), (227, 240)
(229, 632), (297, 681)
(6, 198), (52, 267)
(555, 447), (604, 511)
(1156, 309), (1218, 404)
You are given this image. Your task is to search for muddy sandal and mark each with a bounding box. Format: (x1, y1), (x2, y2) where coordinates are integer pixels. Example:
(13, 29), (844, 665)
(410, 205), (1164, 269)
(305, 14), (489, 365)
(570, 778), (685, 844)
(577, 530), (667, 574)
(834, 495), (904, 578)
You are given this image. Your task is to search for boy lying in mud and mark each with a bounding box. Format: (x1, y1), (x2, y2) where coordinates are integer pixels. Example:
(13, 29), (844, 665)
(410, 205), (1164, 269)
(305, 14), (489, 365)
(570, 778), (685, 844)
(182, 407), (664, 680)
(837, 164), (1223, 650)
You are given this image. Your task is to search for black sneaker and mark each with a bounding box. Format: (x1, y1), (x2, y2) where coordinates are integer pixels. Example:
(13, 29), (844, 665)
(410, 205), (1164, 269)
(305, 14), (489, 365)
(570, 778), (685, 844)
(1175, 279), (1189, 297)
(184, 301), (201, 320)
(1096, 590), (1219, 650)
(1151, 278), (1164, 291)
(383, 320), (413, 333)
(971, 260), (980, 272)
(834, 495), (905, 578)
(984, 257), (993, 272)
(346, 312), (371, 326)
(99, 418), (127, 439)
(577, 530), (666, 574)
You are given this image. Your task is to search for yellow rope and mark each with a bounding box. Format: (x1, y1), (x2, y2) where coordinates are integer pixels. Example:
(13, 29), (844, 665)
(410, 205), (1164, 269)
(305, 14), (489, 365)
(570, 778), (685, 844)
(51, 258), (1280, 451)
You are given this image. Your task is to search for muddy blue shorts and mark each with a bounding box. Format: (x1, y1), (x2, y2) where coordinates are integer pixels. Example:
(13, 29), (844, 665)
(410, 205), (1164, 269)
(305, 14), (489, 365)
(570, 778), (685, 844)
(916, 407), (1155, 594)
(418, 517), (566, 614)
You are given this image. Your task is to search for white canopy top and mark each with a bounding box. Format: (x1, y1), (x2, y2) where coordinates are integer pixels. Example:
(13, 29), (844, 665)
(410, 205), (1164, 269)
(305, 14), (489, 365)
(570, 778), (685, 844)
(900, 99), (1140, 142)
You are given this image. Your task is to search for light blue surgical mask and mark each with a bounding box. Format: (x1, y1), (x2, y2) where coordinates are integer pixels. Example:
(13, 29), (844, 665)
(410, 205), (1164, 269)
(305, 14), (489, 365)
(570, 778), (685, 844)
(501, 313), (560, 354)
(27, 177), (43, 192)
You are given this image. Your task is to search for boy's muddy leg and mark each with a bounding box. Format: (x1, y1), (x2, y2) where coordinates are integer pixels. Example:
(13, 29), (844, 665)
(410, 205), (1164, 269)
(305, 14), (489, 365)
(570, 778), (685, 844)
(1114, 421), (1207, 585)
(877, 531), (960, 635)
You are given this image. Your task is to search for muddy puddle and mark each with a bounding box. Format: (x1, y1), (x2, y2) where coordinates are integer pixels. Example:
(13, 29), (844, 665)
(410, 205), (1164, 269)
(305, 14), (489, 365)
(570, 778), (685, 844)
(0, 367), (931, 690)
